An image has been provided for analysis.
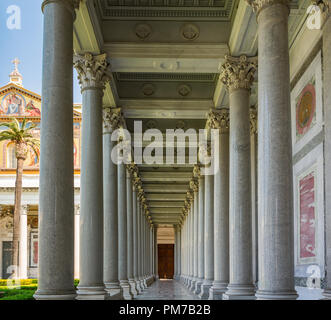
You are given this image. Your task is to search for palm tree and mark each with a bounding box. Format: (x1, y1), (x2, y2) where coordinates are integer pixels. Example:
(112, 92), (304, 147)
(0, 118), (40, 279)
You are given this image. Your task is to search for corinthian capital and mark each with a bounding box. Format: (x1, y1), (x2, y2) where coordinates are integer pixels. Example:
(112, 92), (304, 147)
(74, 53), (109, 91)
(103, 107), (124, 134)
(189, 178), (199, 193)
(246, 0), (290, 16)
(207, 108), (230, 133)
(42, 0), (81, 18)
(220, 55), (257, 92)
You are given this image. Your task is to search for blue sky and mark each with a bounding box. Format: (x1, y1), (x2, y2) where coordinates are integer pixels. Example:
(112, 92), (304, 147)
(0, 0), (82, 103)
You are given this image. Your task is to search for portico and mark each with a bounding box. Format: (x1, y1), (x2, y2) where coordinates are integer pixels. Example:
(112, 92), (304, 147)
(32, 0), (331, 300)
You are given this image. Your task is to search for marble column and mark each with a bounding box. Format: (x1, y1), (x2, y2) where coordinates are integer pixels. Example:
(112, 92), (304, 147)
(322, 0), (331, 300)
(118, 163), (133, 300)
(34, 0), (78, 300)
(195, 171), (204, 295)
(250, 107), (259, 285)
(19, 205), (28, 279)
(220, 55), (256, 300)
(74, 205), (80, 281)
(247, 0), (297, 299)
(208, 109), (230, 300)
(127, 166), (137, 296)
(132, 179), (139, 295)
(136, 200), (143, 293)
(199, 173), (214, 299)
(75, 53), (108, 300)
(190, 179), (199, 291)
(154, 226), (159, 279)
(103, 108), (122, 300)
(174, 226), (178, 278)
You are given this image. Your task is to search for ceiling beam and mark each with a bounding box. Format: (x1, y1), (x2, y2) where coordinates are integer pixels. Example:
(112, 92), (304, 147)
(144, 184), (188, 193)
(149, 201), (184, 208)
(140, 172), (192, 182)
(146, 194), (186, 201)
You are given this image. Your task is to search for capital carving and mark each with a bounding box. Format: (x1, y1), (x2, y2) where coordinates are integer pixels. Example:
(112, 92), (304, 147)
(103, 107), (123, 134)
(193, 164), (201, 179)
(250, 107), (258, 135)
(74, 53), (109, 91)
(189, 178), (199, 193)
(42, 0), (80, 18)
(220, 55), (257, 92)
(246, 0), (290, 16)
(207, 108), (230, 133)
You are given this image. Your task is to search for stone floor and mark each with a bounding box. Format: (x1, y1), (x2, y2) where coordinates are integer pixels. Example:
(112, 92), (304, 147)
(135, 279), (200, 300)
(135, 280), (324, 300)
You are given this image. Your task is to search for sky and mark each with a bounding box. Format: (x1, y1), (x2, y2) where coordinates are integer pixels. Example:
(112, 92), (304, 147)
(0, 0), (82, 103)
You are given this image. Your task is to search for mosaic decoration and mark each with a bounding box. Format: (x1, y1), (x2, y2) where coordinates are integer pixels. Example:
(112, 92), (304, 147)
(295, 78), (316, 140)
(299, 170), (316, 259)
(0, 93), (41, 117)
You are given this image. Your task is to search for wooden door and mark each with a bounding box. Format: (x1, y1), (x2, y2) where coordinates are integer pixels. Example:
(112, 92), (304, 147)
(158, 244), (174, 279)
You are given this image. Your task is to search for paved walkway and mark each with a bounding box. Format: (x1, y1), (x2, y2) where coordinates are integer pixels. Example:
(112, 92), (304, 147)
(135, 279), (200, 300)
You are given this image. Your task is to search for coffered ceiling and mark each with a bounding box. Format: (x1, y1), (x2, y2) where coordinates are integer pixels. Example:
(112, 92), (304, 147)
(74, 0), (313, 230)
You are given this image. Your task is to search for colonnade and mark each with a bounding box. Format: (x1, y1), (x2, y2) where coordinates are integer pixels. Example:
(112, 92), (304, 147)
(34, 0), (331, 300)
(176, 0), (299, 300)
(34, 0), (156, 300)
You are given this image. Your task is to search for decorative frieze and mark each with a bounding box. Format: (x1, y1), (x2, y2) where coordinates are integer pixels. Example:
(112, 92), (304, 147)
(102, 107), (123, 134)
(246, 0), (290, 16)
(220, 55), (257, 92)
(74, 53), (109, 91)
(207, 108), (230, 133)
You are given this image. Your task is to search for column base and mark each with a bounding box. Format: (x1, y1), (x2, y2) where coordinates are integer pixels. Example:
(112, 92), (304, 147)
(223, 284), (256, 300)
(199, 280), (213, 300)
(105, 282), (124, 300)
(255, 289), (298, 300)
(208, 282), (228, 300)
(186, 277), (192, 288)
(34, 289), (76, 300)
(189, 278), (197, 291)
(323, 289), (331, 300)
(129, 279), (138, 297)
(135, 279), (143, 294)
(120, 280), (134, 300)
(76, 286), (107, 300)
(194, 278), (203, 295)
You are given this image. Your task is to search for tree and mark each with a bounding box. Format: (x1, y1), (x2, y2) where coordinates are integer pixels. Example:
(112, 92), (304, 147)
(0, 118), (40, 279)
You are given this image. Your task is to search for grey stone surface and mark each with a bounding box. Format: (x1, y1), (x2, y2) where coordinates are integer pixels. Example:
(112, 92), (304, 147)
(195, 176), (205, 295)
(76, 87), (106, 300)
(34, 0), (76, 300)
(103, 136), (122, 299)
(118, 164), (133, 300)
(199, 174), (214, 299)
(255, 2), (297, 300)
(224, 87), (254, 299)
(211, 130), (229, 299)
(136, 280), (200, 300)
(323, 14), (331, 300)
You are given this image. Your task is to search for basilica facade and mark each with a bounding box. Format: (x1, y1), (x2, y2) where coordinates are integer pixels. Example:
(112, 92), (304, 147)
(1, 0), (331, 300)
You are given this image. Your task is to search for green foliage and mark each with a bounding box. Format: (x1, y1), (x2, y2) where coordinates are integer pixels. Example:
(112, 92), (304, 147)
(0, 279), (80, 300)
(0, 117), (40, 158)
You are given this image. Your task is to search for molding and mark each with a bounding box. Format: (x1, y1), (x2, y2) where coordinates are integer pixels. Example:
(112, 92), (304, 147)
(97, 0), (237, 21)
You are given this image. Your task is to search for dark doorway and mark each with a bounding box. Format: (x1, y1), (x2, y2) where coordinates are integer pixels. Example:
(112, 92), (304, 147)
(2, 241), (13, 279)
(158, 244), (174, 279)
